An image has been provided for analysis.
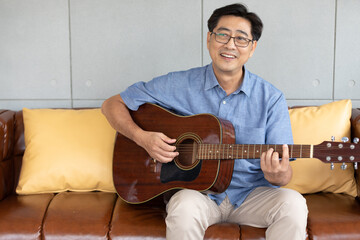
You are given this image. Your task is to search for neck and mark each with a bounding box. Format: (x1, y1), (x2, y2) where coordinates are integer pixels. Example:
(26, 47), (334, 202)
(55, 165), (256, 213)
(212, 65), (244, 95)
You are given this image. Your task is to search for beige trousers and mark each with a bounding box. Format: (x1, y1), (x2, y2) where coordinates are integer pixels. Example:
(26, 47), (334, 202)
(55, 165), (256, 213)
(165, 187), (308, 240)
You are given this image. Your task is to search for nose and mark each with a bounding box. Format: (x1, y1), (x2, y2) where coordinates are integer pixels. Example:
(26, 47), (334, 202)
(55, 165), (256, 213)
(225, 37), (237, 49)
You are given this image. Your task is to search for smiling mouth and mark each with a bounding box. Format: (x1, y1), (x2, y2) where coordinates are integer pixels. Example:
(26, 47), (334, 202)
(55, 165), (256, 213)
(220, 53), (236, 59)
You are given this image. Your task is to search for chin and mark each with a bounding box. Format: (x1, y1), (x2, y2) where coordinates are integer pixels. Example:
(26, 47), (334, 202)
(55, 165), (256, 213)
(217, 65), (241, 74)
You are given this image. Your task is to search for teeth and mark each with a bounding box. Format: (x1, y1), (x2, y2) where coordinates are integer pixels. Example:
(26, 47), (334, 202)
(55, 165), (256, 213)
(221, 53), (236, 58)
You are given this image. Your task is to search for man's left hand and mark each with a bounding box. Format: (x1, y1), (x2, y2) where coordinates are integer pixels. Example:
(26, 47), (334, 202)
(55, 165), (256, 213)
(260, 144), (292, 186)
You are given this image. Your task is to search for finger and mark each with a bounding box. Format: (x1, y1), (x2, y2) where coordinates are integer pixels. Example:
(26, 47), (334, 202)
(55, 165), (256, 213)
(159, 134), (177, 152)
(151, 148), (176, 162)
(161, 134), (177, 144)
(154, 142), (179, 163)
(265, 148), (274, 167)
(156, 155), (175, 163)
(260, 151), (267, 169)
(271, 151), (280, 168)
(280, 144), (290, 167)
(159, 148), (179, 159)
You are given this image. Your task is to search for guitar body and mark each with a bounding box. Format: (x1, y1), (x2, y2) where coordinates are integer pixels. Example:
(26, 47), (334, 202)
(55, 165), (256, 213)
(113, 103), (235, 204)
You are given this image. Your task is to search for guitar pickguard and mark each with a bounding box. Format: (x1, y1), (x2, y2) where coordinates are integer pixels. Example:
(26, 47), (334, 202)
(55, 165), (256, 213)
(160, 160), (203, 183)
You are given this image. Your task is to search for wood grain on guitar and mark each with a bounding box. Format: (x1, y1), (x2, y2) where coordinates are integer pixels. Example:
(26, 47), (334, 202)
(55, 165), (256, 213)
(112, 103), (360, 204)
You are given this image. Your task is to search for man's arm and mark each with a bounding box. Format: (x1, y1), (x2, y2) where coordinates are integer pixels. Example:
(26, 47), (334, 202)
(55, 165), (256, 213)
(101, 94), (178, 163)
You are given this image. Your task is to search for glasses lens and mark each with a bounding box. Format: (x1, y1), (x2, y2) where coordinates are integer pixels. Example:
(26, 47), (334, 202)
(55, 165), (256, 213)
(215, 33), (230, 44)
(235, 37), (249, 47)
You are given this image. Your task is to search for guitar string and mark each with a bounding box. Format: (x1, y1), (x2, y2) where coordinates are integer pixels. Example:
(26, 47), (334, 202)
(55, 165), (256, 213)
(174, 144), (312, 157)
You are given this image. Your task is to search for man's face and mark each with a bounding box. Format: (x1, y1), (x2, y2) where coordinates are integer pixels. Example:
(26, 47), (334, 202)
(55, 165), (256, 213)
(207, 15), (257, 77)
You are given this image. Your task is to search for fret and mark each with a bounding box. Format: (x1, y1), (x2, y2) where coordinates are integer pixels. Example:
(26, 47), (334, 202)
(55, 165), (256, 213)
(300, 144), (302, 158)
(228, 144), (230, 159)
(197, 144), (200, 159)
(225, 144), (228, 159)
(226, 144), (228, 159)
(236, 144), (239, 159)
(212, 144), (215, 159)
(201, 144), (204, 159)
(198, 144), (201, 159)
(242, 144), (244, 159)
(204, 144), (207, 159)
(207, 144), (210, 159)
(253, 144), (255, 159)
(291, 144), (293, 159)
(202, 144), (205, 159)
(247, 145), (250, 159)
(222, 144), (225, 159)
(303, 145), (310, 158)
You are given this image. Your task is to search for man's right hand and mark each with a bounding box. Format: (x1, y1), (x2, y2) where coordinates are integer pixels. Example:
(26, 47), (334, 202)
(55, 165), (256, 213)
(102, 95), (178, 163)
(137, 131), (179, 163)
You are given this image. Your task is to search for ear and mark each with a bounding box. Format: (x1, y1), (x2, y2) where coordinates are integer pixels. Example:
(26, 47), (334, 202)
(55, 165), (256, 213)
(206, 32), (211, 50)
(249, 40), (258, 58)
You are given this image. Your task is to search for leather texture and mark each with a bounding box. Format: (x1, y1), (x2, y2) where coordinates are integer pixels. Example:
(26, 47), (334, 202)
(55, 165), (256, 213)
(43, 192), (116, 240)
(0, 194), (54, 239)
(0, 108), (360, 239)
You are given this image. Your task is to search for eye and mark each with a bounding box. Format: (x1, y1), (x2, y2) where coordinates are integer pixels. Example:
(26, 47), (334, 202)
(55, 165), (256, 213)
(235, 36), (247, 42)
(217, 33), (229, 37)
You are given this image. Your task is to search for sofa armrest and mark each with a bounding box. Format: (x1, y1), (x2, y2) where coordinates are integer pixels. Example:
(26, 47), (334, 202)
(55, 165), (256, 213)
(351, 108), (360, 198)
(352, 108), (360, 139)
(0, 110), (16, 200)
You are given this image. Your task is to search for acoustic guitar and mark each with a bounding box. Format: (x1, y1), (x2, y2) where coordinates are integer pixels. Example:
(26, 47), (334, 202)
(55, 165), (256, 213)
(112, 103), (360, 204)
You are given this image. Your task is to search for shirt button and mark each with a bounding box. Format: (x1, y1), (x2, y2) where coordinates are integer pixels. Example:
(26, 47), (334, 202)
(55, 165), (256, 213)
(222, 100), (226, 105)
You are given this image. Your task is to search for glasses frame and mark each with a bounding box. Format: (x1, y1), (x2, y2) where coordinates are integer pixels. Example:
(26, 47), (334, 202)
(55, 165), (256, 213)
(211, 32), (254, 48)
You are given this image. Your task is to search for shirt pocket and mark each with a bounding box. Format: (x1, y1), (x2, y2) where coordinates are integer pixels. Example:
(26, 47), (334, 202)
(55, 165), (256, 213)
(236, 126), (265, 144)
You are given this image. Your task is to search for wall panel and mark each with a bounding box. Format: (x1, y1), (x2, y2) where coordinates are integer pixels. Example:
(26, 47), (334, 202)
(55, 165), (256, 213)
(70, 0), (202, 100)
(0, 0), (71, 102)
(334, 0), (360, 100)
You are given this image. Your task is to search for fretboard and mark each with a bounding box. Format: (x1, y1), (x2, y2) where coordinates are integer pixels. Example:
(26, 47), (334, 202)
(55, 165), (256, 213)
(197, 144), (312, 160)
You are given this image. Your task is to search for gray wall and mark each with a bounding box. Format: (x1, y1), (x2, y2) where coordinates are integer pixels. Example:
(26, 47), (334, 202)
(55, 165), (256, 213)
(1, 0), (359, 110)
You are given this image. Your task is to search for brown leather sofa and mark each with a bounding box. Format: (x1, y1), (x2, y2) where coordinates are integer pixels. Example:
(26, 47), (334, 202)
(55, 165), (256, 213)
(1, 107), (360, 240)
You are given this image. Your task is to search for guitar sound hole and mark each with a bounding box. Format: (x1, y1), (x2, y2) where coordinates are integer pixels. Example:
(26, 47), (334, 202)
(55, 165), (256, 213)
(175, 138), (200, 170)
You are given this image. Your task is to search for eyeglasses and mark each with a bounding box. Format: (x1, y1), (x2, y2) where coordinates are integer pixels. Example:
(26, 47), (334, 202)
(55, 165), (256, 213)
(211, 32), (253, 48)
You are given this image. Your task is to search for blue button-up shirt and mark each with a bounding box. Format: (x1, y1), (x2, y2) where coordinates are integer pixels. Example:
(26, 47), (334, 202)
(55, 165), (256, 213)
(120, 63), (293, 208)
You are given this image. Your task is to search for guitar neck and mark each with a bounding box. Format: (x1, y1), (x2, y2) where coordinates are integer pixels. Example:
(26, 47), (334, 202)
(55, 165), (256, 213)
(197, 144), (312, 160)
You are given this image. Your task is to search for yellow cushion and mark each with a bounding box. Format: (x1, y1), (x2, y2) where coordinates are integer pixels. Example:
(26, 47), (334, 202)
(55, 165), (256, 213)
(16, 108), (117, 194)
(283, 99), (357, 196)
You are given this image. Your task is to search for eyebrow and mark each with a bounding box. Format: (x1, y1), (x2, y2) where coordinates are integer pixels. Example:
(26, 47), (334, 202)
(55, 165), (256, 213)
(216, 27), (249, 37)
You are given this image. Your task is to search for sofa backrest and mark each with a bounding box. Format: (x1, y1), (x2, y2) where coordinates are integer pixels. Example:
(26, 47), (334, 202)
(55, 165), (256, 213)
(1, 108), (360, 200)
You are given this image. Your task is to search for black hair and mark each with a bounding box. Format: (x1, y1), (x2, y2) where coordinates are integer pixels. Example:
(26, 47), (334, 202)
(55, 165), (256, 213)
(207, 3), (263, 41)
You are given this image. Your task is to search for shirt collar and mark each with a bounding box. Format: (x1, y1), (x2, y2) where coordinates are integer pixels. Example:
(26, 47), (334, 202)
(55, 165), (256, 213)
(204, 63), (252, 97)
(238, 66), (251, 97)
(204, 64), (219, 91)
